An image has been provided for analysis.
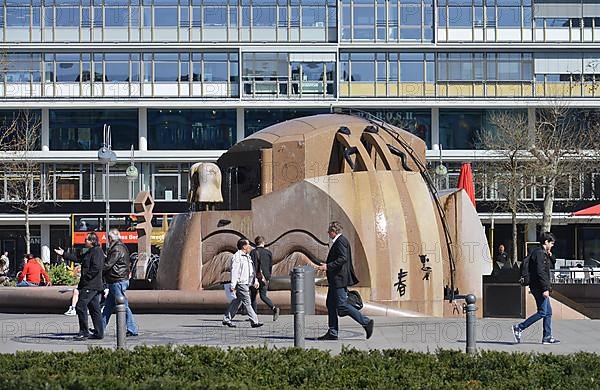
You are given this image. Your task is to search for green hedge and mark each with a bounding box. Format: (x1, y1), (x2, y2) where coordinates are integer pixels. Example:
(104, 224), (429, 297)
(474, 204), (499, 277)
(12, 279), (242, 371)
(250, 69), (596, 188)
(1, 346), (599, 389)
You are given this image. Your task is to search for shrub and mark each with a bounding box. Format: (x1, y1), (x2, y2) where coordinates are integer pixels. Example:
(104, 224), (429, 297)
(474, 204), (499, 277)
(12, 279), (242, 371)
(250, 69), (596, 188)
(0, 346), (598, 388)
(47, 263), (79, 286)
(0, 278), (15, 287)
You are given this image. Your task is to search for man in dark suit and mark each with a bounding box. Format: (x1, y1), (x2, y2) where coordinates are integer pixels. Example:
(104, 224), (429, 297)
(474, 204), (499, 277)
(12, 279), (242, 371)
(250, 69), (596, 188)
(317, 221), (374, 340)
(250, 236), (280, 321)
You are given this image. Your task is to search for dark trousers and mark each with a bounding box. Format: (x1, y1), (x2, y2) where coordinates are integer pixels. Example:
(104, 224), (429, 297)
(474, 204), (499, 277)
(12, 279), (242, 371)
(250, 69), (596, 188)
(518, 287), (552, 340)
(76, 288), (104, 337)
(326, 287), (370, 337)
(250, 279), (275, 313)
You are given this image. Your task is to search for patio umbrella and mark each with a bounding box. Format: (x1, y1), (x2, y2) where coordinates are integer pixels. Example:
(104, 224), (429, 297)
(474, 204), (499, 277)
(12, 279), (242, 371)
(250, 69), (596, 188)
(457, 163), (476, 207)
(572, 203), (600, 216)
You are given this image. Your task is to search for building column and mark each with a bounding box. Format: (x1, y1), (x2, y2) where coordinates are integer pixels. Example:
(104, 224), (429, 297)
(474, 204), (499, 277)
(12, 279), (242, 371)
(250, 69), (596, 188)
(528, 107), (535, 137)
(41, 108), (50, 151)
(139, 108), (148, 151)
(236, 107), (245, 143)
(431, 107), (439, 150)
(41, 224), (50, 264)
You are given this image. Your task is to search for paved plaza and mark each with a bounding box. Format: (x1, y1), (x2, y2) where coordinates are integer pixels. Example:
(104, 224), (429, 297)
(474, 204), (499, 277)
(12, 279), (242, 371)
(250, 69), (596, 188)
(1, 313), (600, 355)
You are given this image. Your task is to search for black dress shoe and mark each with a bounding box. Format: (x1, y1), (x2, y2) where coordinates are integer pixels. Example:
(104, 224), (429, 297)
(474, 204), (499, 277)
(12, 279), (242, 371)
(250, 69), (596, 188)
(364, 319), (375, 340)
(222, 320), (236, 328)
(251, 322), (264, 328)
(318, 333), (338, 341)
(73, 334), (89, 341)
(88, 334), (104, 340)
(126, 331), (139, 337)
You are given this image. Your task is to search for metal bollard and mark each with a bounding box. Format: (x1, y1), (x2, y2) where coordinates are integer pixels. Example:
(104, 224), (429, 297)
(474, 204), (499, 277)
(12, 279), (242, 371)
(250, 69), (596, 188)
(291, 267), (305, 348)
(302, 265), (316, 315)
(465, 294), (477, 354)
(115, 295), (127, 349)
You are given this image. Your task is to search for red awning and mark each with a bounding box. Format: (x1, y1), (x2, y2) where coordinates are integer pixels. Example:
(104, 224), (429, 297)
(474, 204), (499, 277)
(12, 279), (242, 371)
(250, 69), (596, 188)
(457, 163), (476, 207)
(572, 203), (600, 216)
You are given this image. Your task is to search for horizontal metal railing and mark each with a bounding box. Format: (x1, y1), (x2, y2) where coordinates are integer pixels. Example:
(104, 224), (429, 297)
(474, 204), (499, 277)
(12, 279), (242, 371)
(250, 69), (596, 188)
(551, 269), (600, 284)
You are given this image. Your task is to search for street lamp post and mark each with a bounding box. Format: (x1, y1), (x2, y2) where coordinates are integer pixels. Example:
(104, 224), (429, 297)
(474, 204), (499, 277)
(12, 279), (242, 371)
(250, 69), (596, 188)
(98, 124), (117, 246)
(126, 145), (138, 213)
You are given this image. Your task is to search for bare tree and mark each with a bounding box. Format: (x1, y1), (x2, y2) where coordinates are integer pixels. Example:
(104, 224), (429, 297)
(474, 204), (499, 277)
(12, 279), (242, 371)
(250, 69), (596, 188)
(479, 110), (535, 266)
(531, 104), (600, 232)
(480, 106), (600, 258)
(0, 110), (45, 254)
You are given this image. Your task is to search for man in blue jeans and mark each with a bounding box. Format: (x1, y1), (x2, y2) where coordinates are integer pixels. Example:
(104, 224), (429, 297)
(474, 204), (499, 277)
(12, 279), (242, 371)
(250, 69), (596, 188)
(102, 228), (139, 337)
(513, 231), (560, 345)
(317, 221), (374, 340)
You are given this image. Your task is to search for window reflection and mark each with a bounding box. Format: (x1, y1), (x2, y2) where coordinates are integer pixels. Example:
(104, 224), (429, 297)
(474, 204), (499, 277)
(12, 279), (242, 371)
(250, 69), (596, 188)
(147, 109), (236, 150)
(244, 108), (329, 137)
(49, 109), (138, 151)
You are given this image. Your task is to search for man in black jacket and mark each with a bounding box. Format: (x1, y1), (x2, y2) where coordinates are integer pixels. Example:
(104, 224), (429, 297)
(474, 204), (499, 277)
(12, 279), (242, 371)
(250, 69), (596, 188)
(56, 233), (105, 340)
(102, 228), (139, 337)
(317, 221), (374, 341)
(513, 231), (559, 345)
(250, 236), (280, 321)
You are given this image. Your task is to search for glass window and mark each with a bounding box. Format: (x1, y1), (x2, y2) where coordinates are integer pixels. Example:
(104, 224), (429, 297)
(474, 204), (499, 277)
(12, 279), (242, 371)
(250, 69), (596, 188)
(546, 18), (569, 28)
(388, 59), (399, 81)
(358, 109), (431, 146)
(204, 58), (228, 82)
(254, 6), (276, 26)
(4, 53), (42, 83)
(353, 4), (375, 39)
(496, 53), (522, 80)
(448, 6), (472, 27)
(7, 7), (31, 27)
(497, 7), (521, 27)
(154, 53), (178, 82)
(49, 109), (138, 150)
(438, 6), (447, 27)
(105, 7), (129, 27)
(147, 109), (236, 150)
(55, 54), (80, 82)
(55, 6), (79, 27)
(105, 62), (130, 82)
(439, 109), (484, 149)
(153, 175), (179, 201)
(302, 6), (325, 27)
(154, 6), (177, 27)
(205, 6), (227, 26)
(400, 54), (424, 82)
(244, 108), (329, 137)
(400, 5), (421, 26)
(55, 172), (81, 200)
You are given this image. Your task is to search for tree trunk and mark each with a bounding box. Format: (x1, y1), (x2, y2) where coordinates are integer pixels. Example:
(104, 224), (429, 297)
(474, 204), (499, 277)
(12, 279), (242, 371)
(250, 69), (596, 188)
(542, 173), (556, 232)
(511, 209), (518, 267)
(25, 201), (31, 255)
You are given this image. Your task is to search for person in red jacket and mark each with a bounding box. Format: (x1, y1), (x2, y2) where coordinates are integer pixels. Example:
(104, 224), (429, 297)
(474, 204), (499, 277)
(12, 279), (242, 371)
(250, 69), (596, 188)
(17, 255), (51, 287)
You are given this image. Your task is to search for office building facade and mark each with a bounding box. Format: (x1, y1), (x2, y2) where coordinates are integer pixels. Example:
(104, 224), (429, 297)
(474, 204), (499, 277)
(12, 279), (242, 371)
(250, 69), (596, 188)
(0, 0), (599, 264)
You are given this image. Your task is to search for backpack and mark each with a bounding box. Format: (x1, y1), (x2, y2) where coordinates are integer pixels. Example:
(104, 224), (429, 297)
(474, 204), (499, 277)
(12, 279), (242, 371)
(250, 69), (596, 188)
(519, 253), (532, 286)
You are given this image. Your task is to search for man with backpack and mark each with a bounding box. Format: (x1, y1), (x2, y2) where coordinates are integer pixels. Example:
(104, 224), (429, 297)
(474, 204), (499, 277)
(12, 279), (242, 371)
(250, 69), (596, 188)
(512, 231), (560, 345)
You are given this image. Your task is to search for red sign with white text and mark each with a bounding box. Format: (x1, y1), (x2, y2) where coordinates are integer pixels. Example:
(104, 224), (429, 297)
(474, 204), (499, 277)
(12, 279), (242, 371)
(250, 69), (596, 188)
(73, 231), (138, 245)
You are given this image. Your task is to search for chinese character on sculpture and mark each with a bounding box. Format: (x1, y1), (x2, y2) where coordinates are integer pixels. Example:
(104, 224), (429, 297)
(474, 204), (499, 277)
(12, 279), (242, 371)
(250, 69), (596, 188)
(394, 269), (408, 297)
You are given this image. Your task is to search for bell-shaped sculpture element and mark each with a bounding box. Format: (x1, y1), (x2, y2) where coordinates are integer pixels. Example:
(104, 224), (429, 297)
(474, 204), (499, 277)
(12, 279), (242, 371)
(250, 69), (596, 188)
(188, 162), (224, 204)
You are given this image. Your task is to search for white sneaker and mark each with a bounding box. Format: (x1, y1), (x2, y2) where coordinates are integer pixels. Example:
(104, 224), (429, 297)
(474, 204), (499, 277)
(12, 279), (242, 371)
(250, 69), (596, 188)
(64, 306), (76, 316)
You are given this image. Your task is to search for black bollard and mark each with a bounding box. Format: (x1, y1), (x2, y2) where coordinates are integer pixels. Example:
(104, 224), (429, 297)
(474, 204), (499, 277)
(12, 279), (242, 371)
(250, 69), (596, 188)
(116, 295), (127, 349)
(291, 267), (305, 348)
(465, 294), (477, 354)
